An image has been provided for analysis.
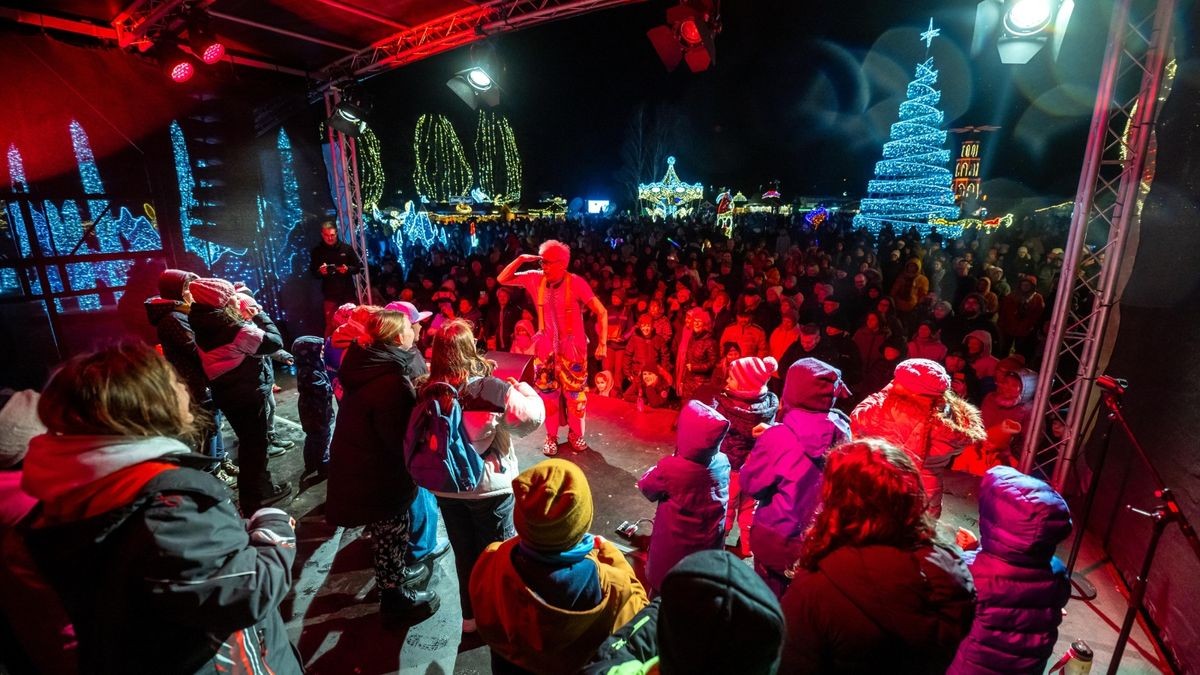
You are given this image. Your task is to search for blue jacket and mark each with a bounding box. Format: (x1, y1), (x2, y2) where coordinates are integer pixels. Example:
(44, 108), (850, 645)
(740, 358), (852, 572)
(948, 466), (1072, 674)
(638, 401), (731, 592)
(292, 336), (333, 432)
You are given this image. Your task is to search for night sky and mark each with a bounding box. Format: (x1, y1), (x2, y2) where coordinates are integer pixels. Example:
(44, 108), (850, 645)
(360, 0), (1111, 207)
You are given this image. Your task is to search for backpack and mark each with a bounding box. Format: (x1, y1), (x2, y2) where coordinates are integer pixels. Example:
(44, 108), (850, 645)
(403, 380), (485, 492)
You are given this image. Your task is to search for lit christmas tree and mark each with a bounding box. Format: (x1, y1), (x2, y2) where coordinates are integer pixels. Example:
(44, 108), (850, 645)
(854, 19), (961, 238)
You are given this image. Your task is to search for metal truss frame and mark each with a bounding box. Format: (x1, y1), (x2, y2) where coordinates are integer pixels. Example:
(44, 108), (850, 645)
(1019, 0), (1176, 489)
(320, 0), (642, 81)
(323, 90), (372, 306)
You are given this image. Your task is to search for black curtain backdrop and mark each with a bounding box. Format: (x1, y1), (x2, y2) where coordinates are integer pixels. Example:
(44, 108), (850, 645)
(1085, 3), (1200, 670)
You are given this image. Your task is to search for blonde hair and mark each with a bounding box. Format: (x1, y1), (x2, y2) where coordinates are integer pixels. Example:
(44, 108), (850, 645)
(39, 342), (196, 440)
(365, 309), (411, 347)
(428, 319), (494, 387)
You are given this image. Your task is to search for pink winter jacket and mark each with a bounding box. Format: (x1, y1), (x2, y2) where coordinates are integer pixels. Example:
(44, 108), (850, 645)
(851, 385), (985, 515)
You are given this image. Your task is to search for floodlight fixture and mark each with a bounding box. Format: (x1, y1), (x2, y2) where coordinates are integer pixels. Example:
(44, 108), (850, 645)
(972, 0), (1074, 65)
(447, 67), (501, 110)
(647, 1), (720, 73)
(187, 11), (225, 65)
(327, 100), (369, 137)
(167, 50), (198, 83)
(466, 67), (493, 90)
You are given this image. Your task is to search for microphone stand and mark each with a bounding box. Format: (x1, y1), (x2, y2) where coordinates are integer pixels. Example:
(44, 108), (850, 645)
(1063, 398), (1111, 600)
(1103, 383), (1200, 675)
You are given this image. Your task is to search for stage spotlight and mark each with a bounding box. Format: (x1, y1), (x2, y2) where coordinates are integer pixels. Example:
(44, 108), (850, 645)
(647, 1), (720, 73)
(187, 12), (225, 65)
(167, 53), (197, 83)
(447, 67), (501, 110)
(972, 0), (1074, 64)
(327, 100), (369, 137)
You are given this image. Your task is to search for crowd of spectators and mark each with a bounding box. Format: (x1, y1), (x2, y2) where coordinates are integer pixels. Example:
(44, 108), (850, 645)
(0, 208), (1082, 674)
(367, 209), (1062, 469)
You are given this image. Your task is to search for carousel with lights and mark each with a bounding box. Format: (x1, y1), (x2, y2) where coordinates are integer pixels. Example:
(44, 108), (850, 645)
(638, 156), (704, 219)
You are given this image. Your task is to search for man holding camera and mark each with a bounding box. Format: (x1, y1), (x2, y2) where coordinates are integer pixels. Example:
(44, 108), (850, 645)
(499, 240), (607, 455)
(310, 221), (363, 336)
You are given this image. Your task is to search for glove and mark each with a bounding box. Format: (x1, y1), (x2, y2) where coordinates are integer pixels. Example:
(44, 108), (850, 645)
(248, 507), (296, 547)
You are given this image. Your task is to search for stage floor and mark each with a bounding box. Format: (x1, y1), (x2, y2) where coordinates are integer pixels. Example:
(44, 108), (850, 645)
(256, 376), (1167, 674)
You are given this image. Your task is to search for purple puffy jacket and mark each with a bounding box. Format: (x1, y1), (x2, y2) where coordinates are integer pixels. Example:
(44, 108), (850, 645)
(947, 465), (1073, 674)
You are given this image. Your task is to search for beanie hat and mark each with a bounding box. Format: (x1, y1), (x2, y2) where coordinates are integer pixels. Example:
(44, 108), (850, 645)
(676, 400), (730, 462)
(0, 390), (45, 468)
(727, 356), (778, 397)
(658, 550), (784, 675)
(782, 358), (851, 412)
(158, 269), (198, 302)
(512, 459), (594, 552)
(188, 278), (236, 308)
(892, 358), (951, 397)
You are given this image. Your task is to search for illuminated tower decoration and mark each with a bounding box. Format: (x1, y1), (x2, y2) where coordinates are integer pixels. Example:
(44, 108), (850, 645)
(413, 114), (473, 203)
(949, 125), (999, 217)
(474, 110), (522, 204)
(359, 128), (385, 211)
(638, 156), (704, 219)
(952, 139), (981, 201)
(4, 122), (162, 311)
(854, 19), (961, 238)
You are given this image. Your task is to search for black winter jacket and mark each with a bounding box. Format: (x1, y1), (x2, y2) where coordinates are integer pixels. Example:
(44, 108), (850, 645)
(326, 343), (419, 526)
(714, 390), (779, 470)
(144, 297), (209, 403)
(190, 306), (284, 403)
(23, 458), (301, 675)
(310, 241), (363, 304)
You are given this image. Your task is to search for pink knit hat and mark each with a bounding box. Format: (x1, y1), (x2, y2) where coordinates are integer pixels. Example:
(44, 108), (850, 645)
(727, 356), (778, 397)
(188, 278), (236, 308)
(892, 358), (951, 397)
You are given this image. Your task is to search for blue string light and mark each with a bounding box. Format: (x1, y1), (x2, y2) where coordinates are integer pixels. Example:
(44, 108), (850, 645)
(169, 120), (247, 271)
(853, 55), (961, 239)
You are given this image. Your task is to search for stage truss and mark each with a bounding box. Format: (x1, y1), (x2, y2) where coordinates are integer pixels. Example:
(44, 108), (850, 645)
(324, 89), (373, 305)
(1019, 0), (1176, 490)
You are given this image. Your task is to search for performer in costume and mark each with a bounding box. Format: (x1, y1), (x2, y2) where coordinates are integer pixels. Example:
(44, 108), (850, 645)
(499, 240), (608, 455)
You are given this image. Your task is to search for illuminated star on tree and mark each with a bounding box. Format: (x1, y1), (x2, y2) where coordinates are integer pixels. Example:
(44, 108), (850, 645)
(920, 18), (940, 51)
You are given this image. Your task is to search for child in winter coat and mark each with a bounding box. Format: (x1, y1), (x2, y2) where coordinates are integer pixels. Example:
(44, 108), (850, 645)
(624, 314), (670, 395)
(324, 302), (355, 400)
(850, 358), (986, 518)
(740, 358), (852, 597)
(637, 400), (731, 593)
(959, 367), (1037, 474)
(623, 367), (674, 409)
(714, 356), (780, 558)
(907, 320), (948, 363)
(291, 336), (333, 477)
(679, 309), (718, 401)
(948, 466), (1072, 674)
(471, 459), (648, 674)
(511, 318), (536, 356)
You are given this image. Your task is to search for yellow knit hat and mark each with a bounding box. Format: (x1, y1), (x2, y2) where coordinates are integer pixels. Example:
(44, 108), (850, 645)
(512, 459), (594, 552)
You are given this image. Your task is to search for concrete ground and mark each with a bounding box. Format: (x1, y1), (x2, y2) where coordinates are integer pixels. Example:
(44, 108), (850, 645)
(253, 374), (1169, 674)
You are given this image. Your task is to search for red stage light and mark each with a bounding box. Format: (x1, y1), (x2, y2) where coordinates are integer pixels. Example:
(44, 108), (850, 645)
(679, 19), (703, 46)
(199, 41), (225, 64)
(170, 60), (195, 82)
